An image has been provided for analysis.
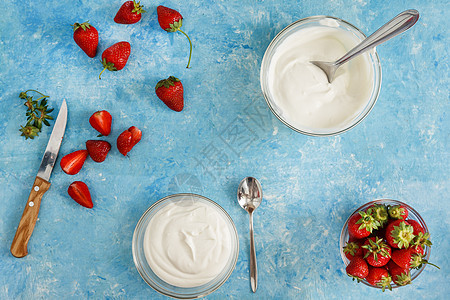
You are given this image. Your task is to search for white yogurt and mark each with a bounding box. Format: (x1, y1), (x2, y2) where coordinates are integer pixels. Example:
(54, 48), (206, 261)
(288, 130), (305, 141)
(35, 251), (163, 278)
(143, 200), (232, 288)
(267, 23), (375, 132)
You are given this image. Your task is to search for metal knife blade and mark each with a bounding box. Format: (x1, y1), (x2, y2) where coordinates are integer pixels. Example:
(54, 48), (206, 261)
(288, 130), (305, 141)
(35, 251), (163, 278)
(36, 99), (67, 181)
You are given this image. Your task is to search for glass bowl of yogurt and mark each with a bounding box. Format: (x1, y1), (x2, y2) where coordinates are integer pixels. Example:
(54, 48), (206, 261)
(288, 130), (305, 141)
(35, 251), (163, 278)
(261, 16), (382, 136)
(132, 193), (239, 299)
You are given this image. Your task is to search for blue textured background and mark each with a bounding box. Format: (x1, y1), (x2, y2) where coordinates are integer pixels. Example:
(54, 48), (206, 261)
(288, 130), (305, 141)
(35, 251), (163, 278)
(0, 0), (448, 299)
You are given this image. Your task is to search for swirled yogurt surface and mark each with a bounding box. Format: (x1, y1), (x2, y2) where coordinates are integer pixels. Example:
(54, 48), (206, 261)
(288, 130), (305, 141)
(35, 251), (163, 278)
(267, 22), (375, 132)
(143, 200), (233, 288)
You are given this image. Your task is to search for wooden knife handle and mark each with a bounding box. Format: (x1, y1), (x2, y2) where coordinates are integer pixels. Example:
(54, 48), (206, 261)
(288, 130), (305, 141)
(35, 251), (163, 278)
(11, 176), (51, 258)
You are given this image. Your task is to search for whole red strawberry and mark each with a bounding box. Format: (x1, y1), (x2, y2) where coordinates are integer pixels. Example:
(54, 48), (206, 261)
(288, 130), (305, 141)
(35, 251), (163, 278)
(72, 22), (98, 58)
(387, 260), (411, 286)
(86, 140), (111, 162)
(385, 219), (415, 249)
(155, 76), (184, 112)
(346, 256), (369, 282)
(347, 210), (381, 239)
(68, 181), (93, 208)
(89, 110), (112, 136)
(407, 219), (425, 235)
(60, 150), (89, 175)
(391, 248), (413, 269)
(114, 1), (146, 24)
(99, 41), (131, 79)
(343, 241), (364, 260)
(157, 6), (192, 68)
(366, 203), (389, 226)
(388, 204), (408, 220)
(117, 126), (142, 156)
(366, 267), (392, 291)
(362, 237), (392, 267)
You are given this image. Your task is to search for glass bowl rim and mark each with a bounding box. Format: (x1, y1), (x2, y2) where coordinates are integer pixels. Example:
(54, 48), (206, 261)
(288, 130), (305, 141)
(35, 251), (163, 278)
(132, 193), (240, 299)
(339, 198), (430, 289)
(260, 15), (382, 136)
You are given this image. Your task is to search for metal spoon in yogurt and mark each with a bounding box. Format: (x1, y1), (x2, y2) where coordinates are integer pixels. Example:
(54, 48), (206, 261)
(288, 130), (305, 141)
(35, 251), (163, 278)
(237, 177), (263, 293)
(311, 9), (419, 83)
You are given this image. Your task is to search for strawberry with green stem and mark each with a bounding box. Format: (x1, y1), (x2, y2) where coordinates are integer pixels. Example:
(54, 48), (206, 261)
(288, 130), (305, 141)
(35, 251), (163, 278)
(366, 203), (389, 226)
(362, 236), (392, 267)
(157, 5), (193, 68)
(385, 219), (415, 249)
(346, 256), (369, 282)
(72, 21), (98, 58)
(99, 41), (131, 79)
(387, 260), (411, 286)
(343, 241), (363, 260)
(388, 204), (408, 220)
(155, 76), (184, 112)
(348, 210), (381, 239)
(114, 1), (146, 24)
(366, 267), (392, 291)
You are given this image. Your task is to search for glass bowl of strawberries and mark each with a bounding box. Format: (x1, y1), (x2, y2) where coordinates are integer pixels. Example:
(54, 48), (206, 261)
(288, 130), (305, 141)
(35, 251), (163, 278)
(340, 199), (438, 291)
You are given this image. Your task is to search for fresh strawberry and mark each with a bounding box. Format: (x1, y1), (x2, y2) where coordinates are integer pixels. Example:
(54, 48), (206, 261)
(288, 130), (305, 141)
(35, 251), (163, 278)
(346, 256), (369, 282)
(86, 140), (111, 162)
(343, 241), (364, 260)
(387, 260), (411, 286)
(409, 252), (440, 270)
(348, 211), (381, 239)
(157, 6), (193, 68)
(410, 245), (424, 255)
(72, 22), (98, 58)
(411, 231), (432, 251)
(385, 219), (415, 249)
(60, 150), (89, 175)
(362, 237), (391, 267)
(68, 181), (93, 208)
(89, 110), (112, 136)
(117, 126), (142, 156)
(391, 248), (413, 269)
(388, 204), (408, 220)
(366, 267), (392, 291)
(366, 203), (389, 226)
(114, 1), (146, 24)
(99, 41), (131, 79)
(155, 76), (184, 112)
(407, 219), (425, 235)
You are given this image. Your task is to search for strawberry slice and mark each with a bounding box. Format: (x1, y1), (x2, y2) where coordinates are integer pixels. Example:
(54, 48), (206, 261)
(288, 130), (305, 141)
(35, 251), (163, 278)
(60, 150), (88, 175)
(89, 110), (112, 136)
(117, 126), (141, 156)
(68, 181), (93, 208)
(86, 140), (111, 162)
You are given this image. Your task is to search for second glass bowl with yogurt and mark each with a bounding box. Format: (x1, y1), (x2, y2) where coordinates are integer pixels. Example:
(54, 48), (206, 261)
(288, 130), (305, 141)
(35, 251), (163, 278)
(132, 193), (239, 299)
(260, 16), (382, 136)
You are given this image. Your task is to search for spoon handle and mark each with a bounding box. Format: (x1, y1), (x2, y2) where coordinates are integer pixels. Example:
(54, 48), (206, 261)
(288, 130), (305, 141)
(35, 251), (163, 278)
(249, 212), (257, 292)
(335, 9), (419, 66)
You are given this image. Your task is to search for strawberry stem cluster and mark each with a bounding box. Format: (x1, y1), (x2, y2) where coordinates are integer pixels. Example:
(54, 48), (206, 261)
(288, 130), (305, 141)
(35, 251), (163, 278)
(18, 90), (54, 139)
(344, 202), (438, 291)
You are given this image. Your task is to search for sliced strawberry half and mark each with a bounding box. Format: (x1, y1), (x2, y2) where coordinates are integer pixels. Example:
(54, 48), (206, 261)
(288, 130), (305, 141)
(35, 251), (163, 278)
(60, 150), (88, 175)
(89, 110), (112, 136)
(68, 181), (93, 208)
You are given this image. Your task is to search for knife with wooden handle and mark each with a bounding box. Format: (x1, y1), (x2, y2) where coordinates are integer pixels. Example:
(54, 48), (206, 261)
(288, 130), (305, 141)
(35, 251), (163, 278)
(11, 99), (67, 258)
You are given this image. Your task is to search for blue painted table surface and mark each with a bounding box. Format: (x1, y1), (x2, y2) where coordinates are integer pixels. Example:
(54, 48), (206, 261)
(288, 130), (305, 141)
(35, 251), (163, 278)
(0, 0), (448, 299)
